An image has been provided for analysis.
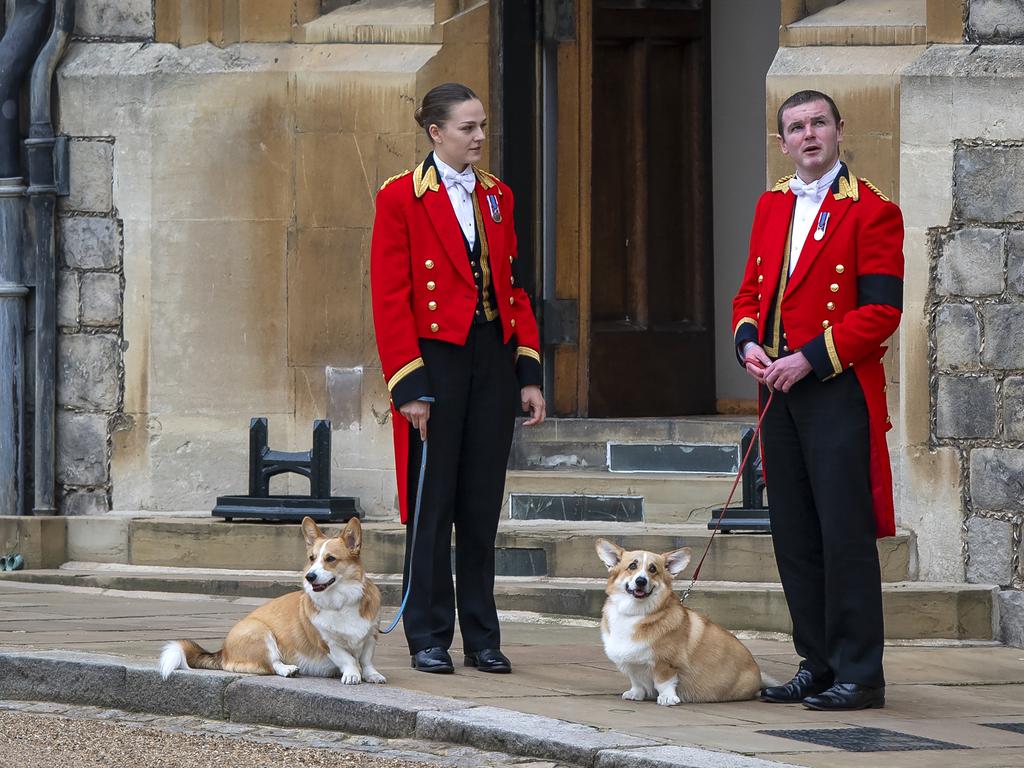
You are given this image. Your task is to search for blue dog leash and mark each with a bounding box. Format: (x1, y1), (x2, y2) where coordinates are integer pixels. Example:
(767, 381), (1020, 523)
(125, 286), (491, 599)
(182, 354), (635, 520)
(380, 438), (427, 634)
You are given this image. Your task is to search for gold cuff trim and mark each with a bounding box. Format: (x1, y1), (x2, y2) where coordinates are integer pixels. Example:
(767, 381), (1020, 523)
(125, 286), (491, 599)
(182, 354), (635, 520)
(516, 346), (541, 363)
(387, 357), (425, 391)
(824, 326), (842, 375)
(733, 316), (758, 337)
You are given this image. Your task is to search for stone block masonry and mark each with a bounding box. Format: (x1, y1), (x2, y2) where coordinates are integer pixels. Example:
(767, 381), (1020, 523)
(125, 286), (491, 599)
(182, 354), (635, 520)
(53, 137), (123, 515)
(932, 140), (1024, 594)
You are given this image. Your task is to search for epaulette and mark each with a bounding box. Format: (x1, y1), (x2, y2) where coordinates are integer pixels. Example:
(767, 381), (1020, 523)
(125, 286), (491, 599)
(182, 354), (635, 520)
(412, 162), (440, 198)
(833, 174), (860, 202)
(859, 177), (890, 202)
(771, 174), (794, 193)
(379, 170), (411, 192)
(473, 166), (503, 195)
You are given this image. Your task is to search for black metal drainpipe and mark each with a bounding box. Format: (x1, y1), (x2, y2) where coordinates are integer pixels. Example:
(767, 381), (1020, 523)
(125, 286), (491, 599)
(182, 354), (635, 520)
(0, 0), (51, 517)
(27, 0), (73, 515)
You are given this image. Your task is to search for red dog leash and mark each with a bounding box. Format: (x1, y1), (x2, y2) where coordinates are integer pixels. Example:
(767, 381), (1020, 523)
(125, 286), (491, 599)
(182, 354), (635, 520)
(680, 388), (775, 603)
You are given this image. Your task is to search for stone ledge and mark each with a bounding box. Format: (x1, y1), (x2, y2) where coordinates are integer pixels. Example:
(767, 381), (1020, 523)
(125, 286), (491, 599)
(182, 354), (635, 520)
(596, 745), (789, 768)
(226, 674), (469, 738)
(0, 650), (786, 768)
(416, 705), (656, 767)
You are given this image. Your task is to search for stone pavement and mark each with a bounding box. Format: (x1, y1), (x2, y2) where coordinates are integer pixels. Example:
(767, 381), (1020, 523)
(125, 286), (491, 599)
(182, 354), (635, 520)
(1, 580), (1023, 767)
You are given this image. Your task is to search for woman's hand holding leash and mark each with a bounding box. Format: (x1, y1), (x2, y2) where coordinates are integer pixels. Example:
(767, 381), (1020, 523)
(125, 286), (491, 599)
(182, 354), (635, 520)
(521, 385), (546, 426)
(400, 400), (430, 441)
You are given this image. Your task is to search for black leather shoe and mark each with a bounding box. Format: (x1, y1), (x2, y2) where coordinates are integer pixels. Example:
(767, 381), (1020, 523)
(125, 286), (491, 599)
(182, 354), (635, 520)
(464, 648), (511, 673)
(410, 647), (454, 674)
(760, 668), (834, 703)
(803, 682), (885, 711)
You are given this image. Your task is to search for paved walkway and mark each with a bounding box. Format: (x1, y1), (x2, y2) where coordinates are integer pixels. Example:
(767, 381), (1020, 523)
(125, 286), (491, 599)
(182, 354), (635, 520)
(1, 580), (1023, 767)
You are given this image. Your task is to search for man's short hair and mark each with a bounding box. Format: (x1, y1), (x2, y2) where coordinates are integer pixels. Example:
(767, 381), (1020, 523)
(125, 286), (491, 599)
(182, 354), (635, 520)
(776, 90), (842, 137)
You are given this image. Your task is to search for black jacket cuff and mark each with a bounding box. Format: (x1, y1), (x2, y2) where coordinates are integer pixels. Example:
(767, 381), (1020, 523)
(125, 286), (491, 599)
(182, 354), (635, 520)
(390, 366), (432, 409)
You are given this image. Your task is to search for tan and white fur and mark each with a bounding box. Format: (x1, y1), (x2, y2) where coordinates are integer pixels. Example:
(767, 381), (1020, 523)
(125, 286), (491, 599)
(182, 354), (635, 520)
(159, 516), (385, 685)
(596, 539), (761, 705)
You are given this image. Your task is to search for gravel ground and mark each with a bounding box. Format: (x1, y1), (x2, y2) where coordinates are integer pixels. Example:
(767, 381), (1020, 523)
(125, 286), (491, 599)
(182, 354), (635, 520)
(0, 703), (569, 768)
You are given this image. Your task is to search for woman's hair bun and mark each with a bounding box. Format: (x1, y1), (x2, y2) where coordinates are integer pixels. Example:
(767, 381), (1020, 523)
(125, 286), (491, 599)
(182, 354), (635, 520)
(416, 83), (478, 139)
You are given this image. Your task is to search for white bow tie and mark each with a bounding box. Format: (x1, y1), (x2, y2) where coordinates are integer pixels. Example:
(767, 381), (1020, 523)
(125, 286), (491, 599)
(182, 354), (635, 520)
(443, 167), (476, 195)
(789, 175), (827, 201)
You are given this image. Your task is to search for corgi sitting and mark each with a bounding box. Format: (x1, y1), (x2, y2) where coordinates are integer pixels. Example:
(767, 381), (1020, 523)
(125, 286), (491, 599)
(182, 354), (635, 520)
(595, 539), (760, 705)
(160, 516), (385, 685)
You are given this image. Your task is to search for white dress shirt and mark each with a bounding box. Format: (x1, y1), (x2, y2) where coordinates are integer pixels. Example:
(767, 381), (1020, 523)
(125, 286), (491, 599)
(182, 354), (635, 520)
(787, 159), (842, 276)
(434, 154), (476, 249)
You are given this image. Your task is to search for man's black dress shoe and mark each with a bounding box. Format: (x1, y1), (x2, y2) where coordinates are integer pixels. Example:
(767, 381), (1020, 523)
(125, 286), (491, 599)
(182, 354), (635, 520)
(760, 668), (834, 703)
(464, 648), (511, 673)
(803, 682), (885, 710)
(410, 647), (454, 674)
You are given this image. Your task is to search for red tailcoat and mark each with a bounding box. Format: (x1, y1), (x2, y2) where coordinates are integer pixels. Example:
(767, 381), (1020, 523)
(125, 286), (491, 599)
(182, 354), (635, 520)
(732, 166), (904, 538)
(370, 158), (541, 523)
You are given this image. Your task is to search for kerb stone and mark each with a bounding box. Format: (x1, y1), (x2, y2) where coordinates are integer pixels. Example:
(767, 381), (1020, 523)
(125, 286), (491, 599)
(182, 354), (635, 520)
(416, 706), (656, 766)
(0, 652), (126, 708)
(123, 666), (236, 719)
(226, 676), (469, 738)
(596, 745), (792, 768)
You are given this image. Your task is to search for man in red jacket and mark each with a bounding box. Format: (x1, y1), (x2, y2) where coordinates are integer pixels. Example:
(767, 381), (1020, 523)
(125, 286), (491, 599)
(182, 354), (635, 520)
(733, 90), (903, 711)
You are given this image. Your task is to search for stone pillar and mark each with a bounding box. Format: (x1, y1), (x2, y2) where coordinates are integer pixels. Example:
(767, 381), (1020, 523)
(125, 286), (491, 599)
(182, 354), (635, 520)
(0, 176), (26, 516)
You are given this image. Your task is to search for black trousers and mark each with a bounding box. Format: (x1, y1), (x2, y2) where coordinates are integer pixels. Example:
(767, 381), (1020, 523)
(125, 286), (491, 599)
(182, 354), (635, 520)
(760, 370), (885, 688)
(403, 321), (519, 654)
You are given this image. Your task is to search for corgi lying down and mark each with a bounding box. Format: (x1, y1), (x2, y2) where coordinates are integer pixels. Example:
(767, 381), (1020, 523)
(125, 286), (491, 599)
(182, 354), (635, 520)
(160, 516), (385, 685)
(596, 539), (761, 704)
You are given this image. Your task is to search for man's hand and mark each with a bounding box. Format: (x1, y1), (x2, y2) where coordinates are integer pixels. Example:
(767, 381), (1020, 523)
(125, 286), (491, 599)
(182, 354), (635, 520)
(521, 385), (546, 426)
(400, 400), (430, 441)
(764, 352), (813, 393)
(743, 343), (772, 385)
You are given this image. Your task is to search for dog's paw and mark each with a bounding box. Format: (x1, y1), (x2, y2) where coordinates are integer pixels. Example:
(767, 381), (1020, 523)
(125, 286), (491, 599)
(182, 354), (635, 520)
(363, 671), (387, 684)
(621, 689), (644, 701)
(273, 663), (300, 678)
(340, 672), (362, 685)
(656, 692), (681, 706)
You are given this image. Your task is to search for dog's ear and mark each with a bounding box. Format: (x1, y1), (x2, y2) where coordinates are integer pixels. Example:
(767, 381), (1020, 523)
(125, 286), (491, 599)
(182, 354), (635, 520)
(595, 538), (623, 570)
(663, 547), (691, 577)
(301, 516), (323, 547)
(341, 517), (362, 555)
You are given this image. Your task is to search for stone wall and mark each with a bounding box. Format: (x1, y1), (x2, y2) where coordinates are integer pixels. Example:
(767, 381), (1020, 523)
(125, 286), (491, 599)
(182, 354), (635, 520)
(55, 140), (123, 515)
(932, 142), (1024, 590)
(901, 0), (1024, 642)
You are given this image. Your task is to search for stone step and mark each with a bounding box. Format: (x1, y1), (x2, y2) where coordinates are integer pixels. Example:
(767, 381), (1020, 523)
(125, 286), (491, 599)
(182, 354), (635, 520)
(299, 0), (441, 44)
(73, 517), (912, 583)
(509, 416), (756, 472)
(502, 470), (740, 524)
(0, 565), (996, 640)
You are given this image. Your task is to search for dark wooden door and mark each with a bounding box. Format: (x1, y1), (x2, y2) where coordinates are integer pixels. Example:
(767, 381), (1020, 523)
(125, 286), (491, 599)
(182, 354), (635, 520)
(588, 0), (713, 417)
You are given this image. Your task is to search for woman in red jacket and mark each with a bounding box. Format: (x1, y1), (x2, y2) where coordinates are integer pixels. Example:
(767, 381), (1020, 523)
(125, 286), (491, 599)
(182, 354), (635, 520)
(370, 83), (545, 675)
